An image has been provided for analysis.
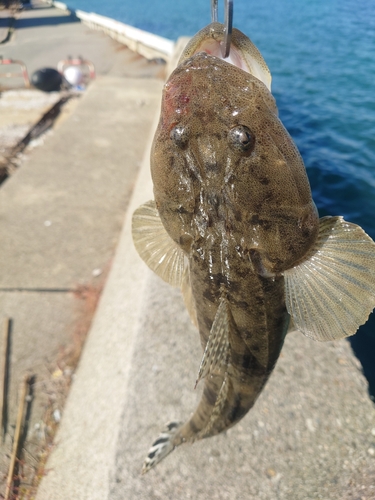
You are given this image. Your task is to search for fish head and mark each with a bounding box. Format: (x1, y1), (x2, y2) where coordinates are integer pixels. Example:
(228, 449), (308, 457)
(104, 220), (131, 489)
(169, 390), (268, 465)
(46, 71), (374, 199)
(152, 25), (319, 274)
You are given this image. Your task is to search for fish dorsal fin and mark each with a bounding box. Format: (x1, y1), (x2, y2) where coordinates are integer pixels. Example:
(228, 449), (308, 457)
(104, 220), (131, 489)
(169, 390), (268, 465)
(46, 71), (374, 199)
(181, 266), (199, 328)
(195, 297), (231, 387)
(132, 200), (185, 287)
(283, 216), (375, 342)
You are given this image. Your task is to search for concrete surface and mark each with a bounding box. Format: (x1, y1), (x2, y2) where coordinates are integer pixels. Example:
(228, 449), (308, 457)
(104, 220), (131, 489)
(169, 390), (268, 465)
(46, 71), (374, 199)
(0, 7), (11, 44)
(0, 77), (162, 289)
(0, 0), (164, 494)
(0, 75), (162, 494)
(0, 290), (77, 480)
(0, 90), (61, 159)
(0, 0), (165, 88)
(34, 121), (156, 500)
(51, 0), (174, 61)
(35, 100), (375, 500)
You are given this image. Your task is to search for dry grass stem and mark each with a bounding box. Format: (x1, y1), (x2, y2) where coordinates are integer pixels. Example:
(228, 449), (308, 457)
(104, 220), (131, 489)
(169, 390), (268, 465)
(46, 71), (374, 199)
(1, 317), (11, 441)
(4, 375), (32, 500)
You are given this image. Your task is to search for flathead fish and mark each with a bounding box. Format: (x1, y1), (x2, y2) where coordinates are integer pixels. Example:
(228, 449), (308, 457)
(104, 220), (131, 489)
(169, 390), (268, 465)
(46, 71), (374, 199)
(132, 22), (375, 473)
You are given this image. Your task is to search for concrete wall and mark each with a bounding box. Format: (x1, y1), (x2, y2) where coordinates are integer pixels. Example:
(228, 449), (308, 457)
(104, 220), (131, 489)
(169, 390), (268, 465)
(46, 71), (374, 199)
(50, 1), (175, 61)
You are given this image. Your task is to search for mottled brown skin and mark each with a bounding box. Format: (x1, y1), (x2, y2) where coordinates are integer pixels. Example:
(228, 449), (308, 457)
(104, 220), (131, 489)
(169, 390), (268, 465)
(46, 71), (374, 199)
(151, 52), (319, 444)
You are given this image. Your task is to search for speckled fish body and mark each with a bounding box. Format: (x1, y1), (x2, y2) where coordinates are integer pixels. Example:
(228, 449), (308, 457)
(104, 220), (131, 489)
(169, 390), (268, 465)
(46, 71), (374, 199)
(132, 23), (375, 473)
(151, 52), (316, 437)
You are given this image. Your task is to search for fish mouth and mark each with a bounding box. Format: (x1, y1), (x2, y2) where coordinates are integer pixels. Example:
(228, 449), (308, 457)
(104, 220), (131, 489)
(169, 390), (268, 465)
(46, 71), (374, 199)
(178, 22), (271, 91)
(189, 37), (251, 73)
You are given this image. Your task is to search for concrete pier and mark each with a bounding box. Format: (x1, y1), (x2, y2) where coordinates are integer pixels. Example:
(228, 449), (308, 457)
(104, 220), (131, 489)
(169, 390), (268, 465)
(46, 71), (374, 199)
(1, 2), (374, 499)
(0, 0), (163, 495)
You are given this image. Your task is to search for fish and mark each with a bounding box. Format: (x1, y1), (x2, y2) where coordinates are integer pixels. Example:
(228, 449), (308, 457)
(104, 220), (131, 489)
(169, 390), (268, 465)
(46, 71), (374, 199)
(131, 22), (375, 473)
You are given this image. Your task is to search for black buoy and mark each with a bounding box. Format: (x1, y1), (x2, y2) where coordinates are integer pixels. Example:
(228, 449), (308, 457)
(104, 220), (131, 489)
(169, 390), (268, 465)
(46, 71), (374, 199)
(31, 68), (63, 92)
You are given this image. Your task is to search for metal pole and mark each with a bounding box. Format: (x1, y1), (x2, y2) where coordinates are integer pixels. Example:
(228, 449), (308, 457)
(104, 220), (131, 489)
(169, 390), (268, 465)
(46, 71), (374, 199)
(222, 0), (233, 58)
(211, 0), (218, 22)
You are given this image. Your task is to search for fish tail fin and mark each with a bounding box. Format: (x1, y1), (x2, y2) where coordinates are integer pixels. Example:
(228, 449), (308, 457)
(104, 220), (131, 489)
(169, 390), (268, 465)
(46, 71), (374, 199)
(142, 421), (183, 474)
(284, 216), (375, 341)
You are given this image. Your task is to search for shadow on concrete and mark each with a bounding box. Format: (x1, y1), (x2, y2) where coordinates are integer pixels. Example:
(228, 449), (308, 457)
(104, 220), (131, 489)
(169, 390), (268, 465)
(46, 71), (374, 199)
(15, 13), (79, 29)
(349, 313), (375, 402)
(0, 0), (50, 8)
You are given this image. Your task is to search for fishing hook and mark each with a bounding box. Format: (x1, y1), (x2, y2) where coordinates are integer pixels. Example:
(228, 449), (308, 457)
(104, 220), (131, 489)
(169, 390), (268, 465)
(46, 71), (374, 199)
(211, 0), (233, 58)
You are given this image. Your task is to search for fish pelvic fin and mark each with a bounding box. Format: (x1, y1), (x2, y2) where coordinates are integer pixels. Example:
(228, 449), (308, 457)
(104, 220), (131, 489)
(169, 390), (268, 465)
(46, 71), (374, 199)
(142, 421), (183, 474)
(132, 200), (185, 287)
(181, 266), (199, 328)
(195, 297), (231, 388)
(198, 372), (230, 438)
(283, 216), (375, 341)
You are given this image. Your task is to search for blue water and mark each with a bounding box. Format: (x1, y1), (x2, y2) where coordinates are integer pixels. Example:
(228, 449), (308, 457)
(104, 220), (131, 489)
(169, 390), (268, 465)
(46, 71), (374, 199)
(70, 0), (375, 398)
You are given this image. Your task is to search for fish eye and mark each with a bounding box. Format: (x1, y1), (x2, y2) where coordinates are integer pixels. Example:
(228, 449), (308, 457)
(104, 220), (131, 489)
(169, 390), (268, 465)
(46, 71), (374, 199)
(228, 125), (255, 153)
(170, 125), (189, 149)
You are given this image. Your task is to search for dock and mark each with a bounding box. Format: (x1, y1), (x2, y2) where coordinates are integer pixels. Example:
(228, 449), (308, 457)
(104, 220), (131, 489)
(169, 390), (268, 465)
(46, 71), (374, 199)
(0, 1), (374, 499)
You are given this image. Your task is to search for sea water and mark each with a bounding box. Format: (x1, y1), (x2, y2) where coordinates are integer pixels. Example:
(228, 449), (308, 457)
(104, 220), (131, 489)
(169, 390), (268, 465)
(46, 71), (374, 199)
(69, 0), (375, 397)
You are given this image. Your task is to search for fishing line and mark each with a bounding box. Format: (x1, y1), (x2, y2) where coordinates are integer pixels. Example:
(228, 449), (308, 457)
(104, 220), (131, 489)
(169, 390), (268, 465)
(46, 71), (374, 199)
(211, 0), (233, 58)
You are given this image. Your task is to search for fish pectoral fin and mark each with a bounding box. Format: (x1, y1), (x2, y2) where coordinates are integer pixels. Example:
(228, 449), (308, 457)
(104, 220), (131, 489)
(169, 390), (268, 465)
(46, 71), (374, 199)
(195, 298), (231, 387)
(142, 421), (183, 474)
(132, 200), (185, 287)
(287, 317), (298, 334)
(283, 216), (375, 342)
(181, 266), (199, 328)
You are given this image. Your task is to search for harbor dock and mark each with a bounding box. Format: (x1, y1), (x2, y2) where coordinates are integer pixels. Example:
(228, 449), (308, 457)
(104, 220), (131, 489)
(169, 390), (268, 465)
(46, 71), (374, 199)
(0, 2), (374, 499)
